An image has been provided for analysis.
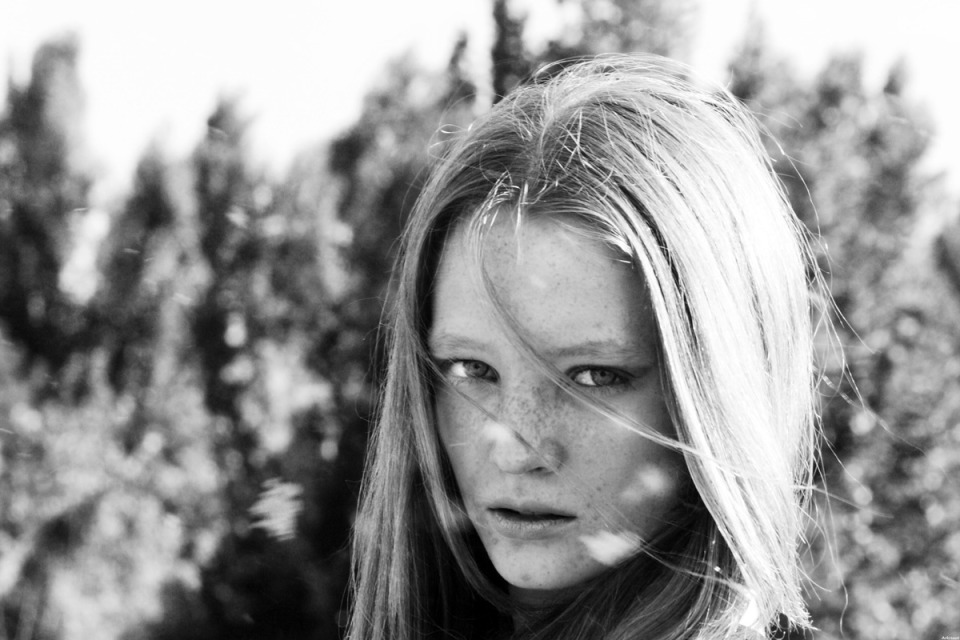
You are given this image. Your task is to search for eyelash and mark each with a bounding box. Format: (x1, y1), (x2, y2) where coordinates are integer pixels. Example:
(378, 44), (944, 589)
(568, 367), (629, 389)
(443, 360), (498, 383)
(438, 359), (632, 393)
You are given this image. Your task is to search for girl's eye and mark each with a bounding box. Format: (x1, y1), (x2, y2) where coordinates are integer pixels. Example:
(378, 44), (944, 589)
(447, 360), (497, 382)
(570, 368), (625, 388)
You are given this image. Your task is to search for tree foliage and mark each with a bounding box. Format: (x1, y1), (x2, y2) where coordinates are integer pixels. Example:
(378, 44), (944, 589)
(1, 3), (958, 639)
(0, 34), (92, 381)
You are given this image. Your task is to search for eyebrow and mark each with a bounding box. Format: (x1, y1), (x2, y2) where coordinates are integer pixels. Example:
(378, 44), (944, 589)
(427, 333), (655, 362)
(427, 333), (489, 355)
(541, 340), (655, 362)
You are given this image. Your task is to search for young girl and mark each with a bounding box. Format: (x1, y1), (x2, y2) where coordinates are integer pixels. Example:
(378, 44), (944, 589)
(348, 54), (822, 640)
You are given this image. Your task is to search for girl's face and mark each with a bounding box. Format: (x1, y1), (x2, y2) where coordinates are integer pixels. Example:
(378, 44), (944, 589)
(429, 213), (685, 604)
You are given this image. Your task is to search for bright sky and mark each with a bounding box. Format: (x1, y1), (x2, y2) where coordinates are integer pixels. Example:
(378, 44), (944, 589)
(1, 0), (958, 205)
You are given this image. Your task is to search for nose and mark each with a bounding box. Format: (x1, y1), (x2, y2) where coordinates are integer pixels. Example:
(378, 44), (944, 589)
(487, 383), (566, 474)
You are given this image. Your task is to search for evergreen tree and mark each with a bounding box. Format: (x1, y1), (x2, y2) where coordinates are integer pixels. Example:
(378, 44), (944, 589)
(490, 0), (696, 107)
(544, 0), (694, 60)
(189, 99), (265, 510)
(93, 146), (179, 450)
(146, 98), (360, 640)
(0, 34), (92, 381)
(492, 0), (533, 101)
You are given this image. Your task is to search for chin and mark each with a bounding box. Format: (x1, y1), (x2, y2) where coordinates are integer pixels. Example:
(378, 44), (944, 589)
(489, 549), (608, 596)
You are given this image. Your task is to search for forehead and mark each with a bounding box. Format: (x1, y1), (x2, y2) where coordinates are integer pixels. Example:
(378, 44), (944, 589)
(428, 213), (657, 353)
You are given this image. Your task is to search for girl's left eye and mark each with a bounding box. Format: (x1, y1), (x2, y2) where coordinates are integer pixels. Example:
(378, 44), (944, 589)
(570, 368), (626, 388)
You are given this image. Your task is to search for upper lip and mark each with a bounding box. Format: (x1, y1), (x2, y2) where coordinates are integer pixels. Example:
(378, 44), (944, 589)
(487, 501), (576, 518)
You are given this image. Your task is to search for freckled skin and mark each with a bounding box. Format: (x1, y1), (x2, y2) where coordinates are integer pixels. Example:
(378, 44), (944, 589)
(429, 215), (686, 605)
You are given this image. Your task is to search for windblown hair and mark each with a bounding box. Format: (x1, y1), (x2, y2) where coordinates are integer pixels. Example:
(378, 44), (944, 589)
(348, 54), (822, 640)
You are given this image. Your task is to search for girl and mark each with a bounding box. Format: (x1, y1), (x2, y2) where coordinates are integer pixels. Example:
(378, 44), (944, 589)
(348, 54), (822, 640)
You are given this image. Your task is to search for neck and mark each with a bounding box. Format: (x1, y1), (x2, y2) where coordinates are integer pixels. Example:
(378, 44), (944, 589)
(509, 584), (580, 630)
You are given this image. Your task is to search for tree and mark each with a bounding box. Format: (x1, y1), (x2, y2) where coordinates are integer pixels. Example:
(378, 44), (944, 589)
(0, 34), (93, 383)
(492, 0), (533, 101)
(545, 0), (694, 60)
(188, 99), (268, 512)
(137, 97), (363, 640)
(92, 146), (181, 451)
(490, 0), (696, 107)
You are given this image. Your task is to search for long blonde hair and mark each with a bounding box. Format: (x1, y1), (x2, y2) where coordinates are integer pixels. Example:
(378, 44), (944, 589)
(348, 54), (821, 640)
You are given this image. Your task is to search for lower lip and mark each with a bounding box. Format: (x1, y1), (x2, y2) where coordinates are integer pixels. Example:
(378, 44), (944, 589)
(487, 509), (576, 540)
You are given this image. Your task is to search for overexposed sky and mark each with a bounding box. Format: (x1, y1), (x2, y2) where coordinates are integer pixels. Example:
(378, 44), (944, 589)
(1, 0), (958, 204)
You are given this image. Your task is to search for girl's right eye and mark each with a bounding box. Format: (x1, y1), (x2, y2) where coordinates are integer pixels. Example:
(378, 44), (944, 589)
(445, 360), (497, 382)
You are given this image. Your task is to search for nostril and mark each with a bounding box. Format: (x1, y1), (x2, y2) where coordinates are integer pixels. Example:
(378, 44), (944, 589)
(534, 439), (566, 471)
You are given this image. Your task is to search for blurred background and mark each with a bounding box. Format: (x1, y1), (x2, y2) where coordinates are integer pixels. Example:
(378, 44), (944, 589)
(0, 1), (958, 639)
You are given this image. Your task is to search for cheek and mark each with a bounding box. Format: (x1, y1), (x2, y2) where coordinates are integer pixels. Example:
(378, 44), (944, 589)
(614, 393), (684, 506)
(435, 389), (474, 450)
(434, 390), (483, 487)
(572, 404), (686, 530)
(614, 449), (686, 511)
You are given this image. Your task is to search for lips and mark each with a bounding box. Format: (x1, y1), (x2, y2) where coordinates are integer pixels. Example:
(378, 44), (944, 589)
(485, 504), (576, 540)
(490, 507), (574, 521)
(488, 500), (575, 517)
